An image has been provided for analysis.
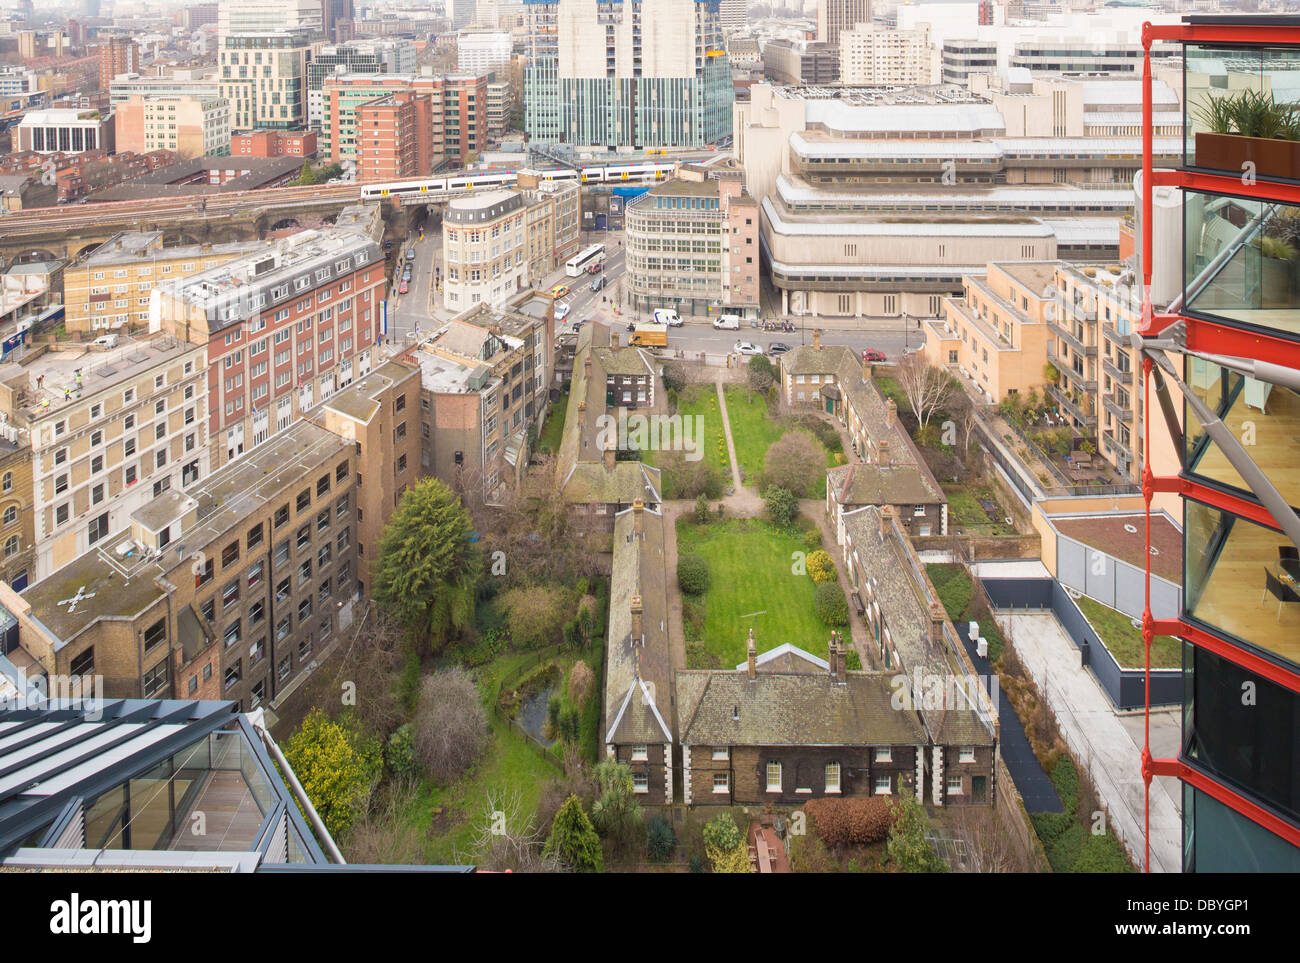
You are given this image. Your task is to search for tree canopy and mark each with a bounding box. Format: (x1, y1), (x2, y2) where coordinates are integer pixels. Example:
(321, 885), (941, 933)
(283, 709), (382, 841)
(374, 477), (481, 649)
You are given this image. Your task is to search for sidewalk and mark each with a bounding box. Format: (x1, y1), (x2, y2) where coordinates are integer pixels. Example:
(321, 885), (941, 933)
(998, 609), (1183, 872)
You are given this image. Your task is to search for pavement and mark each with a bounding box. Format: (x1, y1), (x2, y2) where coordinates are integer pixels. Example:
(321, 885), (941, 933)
(997, 610), (1183, 872)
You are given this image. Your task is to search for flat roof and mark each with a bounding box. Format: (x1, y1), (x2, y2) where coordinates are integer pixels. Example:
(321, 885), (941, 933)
(1053, 513), (1183, 583)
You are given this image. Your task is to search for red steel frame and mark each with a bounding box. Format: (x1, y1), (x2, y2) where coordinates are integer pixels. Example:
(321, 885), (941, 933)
(1139, 19), (1300, 871)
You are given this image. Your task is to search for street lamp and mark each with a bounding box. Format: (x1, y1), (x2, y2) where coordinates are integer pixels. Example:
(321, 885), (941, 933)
(903, 312), (910, 355)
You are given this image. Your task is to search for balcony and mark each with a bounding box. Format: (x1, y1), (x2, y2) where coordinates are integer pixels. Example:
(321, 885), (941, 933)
(1048, 318), (1098, 357)
(1102, 356), (1133, 385)
(1101, 321), (1129, 348)
(1102, 394), (1133, 423)
(1046, 382), (1098, 427)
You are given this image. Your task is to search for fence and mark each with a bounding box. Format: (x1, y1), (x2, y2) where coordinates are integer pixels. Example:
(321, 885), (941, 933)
(980, 577), (1181, 710)
(912, 533), (1041, 561)
(994, 756), (1052, 873)
(976, 412), (1141, 500)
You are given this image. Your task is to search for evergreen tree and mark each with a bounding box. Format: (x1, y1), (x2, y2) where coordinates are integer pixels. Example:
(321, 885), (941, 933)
(544, 794), (604, 872)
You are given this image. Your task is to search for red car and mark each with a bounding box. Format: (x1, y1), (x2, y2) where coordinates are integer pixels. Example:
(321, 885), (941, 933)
(862, 348), (886, 362)
(398, 280), (409, 295)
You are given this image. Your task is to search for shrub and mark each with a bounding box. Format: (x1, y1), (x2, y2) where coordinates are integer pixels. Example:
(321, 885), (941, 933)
(887, 793), (946, 872)
(747, 355), (776, 393)
(845, 648), (862, 671)
(765, 485), (798, 528)
(702, 811), (750, 873)
(568, 660), (595, 706)
(1050, 755), (1080, 817)
(544, 794), (604, 872)
(499, 584), (571, 649)
(763, 431), (824, 497)
(805, 797), (895, 846)
(802, 528), (823, 551)
(662, 362), (687, 394)
(1073, 830), (1133, 873)
(385, 722), (418, 780)
(806, 549), (836, 583)
(412, 668), (488, 785)
(814, 580), (849, 627)
(646, 814), (677, 862)
(677, 554), (710, 595)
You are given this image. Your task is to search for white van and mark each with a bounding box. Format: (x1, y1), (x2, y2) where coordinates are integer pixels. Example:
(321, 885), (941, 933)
(92, 334), (119, 349)
(652, 308), (682, 327)
(713, 314), (741, 330)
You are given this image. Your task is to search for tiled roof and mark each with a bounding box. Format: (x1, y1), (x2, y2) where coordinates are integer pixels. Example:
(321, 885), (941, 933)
(828, 462), (942, 506)
(675, 669), (928, 747)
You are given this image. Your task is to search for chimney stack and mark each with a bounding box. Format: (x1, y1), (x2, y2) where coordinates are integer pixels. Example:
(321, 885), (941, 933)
(611, 332), (619, 349)
(746, 627), (757, 680)
(633, 496), (644, 535)
(886, 398), (897, 429)
(603, 445), (616, 470)
(880, 505), (895, 540)
(878, 440), (890, 467)
(929, 601), (946, 645)
(630, 592), (643, 645)
(813, 329), (822, 350)
(829, 631), (843, 683)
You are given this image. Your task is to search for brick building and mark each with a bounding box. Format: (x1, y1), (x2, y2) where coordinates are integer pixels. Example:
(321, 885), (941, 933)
(354, 92), (432, 181)
(230, 129), (318, 158)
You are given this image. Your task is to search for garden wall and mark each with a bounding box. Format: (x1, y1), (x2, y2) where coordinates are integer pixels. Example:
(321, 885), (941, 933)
(913, 533), (1041, 561)
(980, 577), (1181, 710)
(1055, 534), (1182, 621)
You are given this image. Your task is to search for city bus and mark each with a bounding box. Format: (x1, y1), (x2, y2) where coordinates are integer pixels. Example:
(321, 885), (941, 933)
(565, 243), (606, 277)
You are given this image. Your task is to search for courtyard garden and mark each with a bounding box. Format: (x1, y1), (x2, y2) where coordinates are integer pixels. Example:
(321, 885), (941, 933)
(1074, 594), (1179, 670)
(721, 385), (842, 497)
(676, 515), (841, 666)
(645, 383), (731, 499)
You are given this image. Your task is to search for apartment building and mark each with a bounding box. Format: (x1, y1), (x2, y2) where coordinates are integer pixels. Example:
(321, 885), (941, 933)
(320, 72), (487, 168)
(305, 39), (416, 128)
(98, 37), (138, 89)
(762, 40), (840, 85)
(401, 293), (553, 502)
(230, 129), (318, 157)
(0, 334), (209, 583)
(113, 94), (232, 159)
(150, 223), (385, 472)
(485, 80), (511, 143)
(523, 0), (733, 149)
(734, 82), (1183, 319)
(65, 232), (265, 334)
(355, 92), (433, 181)
(457, 29), (512, 75)
(624, 165), (760, 319)
(442, 181), (581, 311)
(218, 29), (316, 132)
(839, 23), (941, 86)
(0, 440), (35, 591)
(6, 419), (356, 709)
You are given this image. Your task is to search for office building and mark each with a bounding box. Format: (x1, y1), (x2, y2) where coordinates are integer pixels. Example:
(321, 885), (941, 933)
(218, 30), (316, 131)
(762, 39), (840, 85)
(816, 0), (870, 47)
(523, 0), (733, 150)
(322, 0), (355, 42)
(719, 0), (747, 35)
(14, 109), (115, 155)
(457, 28), (511, 75)
(624, 165), (760, 319)
(354, 92), (433, 181)
(98, 37), (139, 89)
(150, 223), (385, 471)
(306, 39), (416, 129)
(109, 71), (221, 107)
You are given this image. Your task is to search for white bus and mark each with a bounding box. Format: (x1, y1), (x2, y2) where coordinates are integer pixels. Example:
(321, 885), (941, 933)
(565, 243), (606, 277)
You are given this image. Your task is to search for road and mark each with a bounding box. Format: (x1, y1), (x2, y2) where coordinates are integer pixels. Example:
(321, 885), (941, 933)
(386, 223), (441, 345)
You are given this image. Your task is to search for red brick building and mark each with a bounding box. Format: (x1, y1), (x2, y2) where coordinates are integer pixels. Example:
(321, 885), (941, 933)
(355, 92), (432, 181)
(231, 130), (319, 159)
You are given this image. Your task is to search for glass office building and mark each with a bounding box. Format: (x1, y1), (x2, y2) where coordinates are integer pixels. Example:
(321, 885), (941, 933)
(1139, 15), (1300, 872)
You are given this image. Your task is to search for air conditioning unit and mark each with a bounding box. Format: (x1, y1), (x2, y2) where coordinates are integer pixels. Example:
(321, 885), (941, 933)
(968, 620), (979, 640)
(977, 637), (988, 658)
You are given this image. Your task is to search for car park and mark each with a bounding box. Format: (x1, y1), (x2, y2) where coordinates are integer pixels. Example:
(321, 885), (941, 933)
(733, 341), (763, 356)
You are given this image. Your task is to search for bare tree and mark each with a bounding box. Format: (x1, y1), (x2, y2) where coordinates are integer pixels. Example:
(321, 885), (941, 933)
(947, 806), (1026, 873)
(412, 668), (489, 785)
(897, 353), (956, 430)
(457, 786), (561, 873)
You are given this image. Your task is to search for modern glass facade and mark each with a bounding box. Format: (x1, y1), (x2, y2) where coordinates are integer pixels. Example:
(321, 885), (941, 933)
(1140, 15), (1300, 872)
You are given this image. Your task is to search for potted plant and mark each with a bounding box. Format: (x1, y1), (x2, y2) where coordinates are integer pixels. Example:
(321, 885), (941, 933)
(1194, 88), (1300, 181)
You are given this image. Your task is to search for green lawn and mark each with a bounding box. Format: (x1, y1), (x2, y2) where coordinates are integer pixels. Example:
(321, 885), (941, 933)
(1074, 594), (1179, 669)
(537, 389), (568, 455)
(943, 485), (1014, 536)
(722, 385), (834, 496)
(676, 517), (830, 664)
(647, 385), (730, 483)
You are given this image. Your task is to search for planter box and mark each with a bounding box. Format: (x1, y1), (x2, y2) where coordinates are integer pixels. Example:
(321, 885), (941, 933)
(1195, 131), (1300, 181)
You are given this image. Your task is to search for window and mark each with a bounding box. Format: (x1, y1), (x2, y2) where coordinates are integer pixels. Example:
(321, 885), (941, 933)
(335, 494), (348, 519)
(959, 746), (976, 763)
(946, 775), (963, 795)
(247, 523), (264, 549)
(70, 647), (94, 677)
(317, 509), (330, 533)
(825, 762), (841, 793)
(196, 556), (214, 587)
(298, 597), (312, 621)
(188, 676), (198, 695)
(55, 504), (69, 526)
(712, 747), (729, 761)
(766, 761), (782, 793)
(142, 660), (168, 698)
(54, 474), (68, 495)
(247, 560), (264, 587)
(299, 559), (312, 584)
(2, 506), (15, 526)
(224, 619), (241, 648)
(222, 579), (239, 607)
(631, 745), (648, 762)
(221, 541), (239, 567)
(250, 599), (265, 627)
(4, 536), (18, 558)
(874, 775), (892, 795)
(1, 472), (9, 492)
(335, 460), (348, 484)
(632, 772), (649, 793)
(713, 772), (730, 793)
(224, 660), (241, 690)
(274, 540), (289, 566)
(875, 747), (892, 763)
(274, 504), (289, 528)
(250, 637), (265, 665)
(316, 474), (330, 497)
(276, 613), (291, 641)
(296, 489), (310, 512)
(297, 524), (311, 550)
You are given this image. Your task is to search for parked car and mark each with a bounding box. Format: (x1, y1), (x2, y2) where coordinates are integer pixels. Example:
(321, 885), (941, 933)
(405, 249), (416, 261)
(653, 308), (683, 327)
(590, 275), (607, 292)
(768, 342), (792, 355)
(551, 284), (570, 299)
(862, 348), (886, 362)
(398, 280), (409, 294)
(713, 313), (741, 330)
(555, 302), (571, 322)
(734, 341), (763, 356)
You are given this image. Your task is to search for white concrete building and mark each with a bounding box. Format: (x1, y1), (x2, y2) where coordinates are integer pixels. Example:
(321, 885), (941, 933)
(442, 190), (530, 311)
(839, 23), (941, 86)
(457, 29), (511, 75)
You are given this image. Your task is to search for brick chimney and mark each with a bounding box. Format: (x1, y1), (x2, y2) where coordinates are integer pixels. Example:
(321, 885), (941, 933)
(929, 601), (946, 645)
(746, 627), (757, 680)
(633, 496), (644, 536)
(880, 505), (896, 540)
(611, 332), (619, 349)
(862, 353), (871, 382)
(603, 444), (616, 470)
(630, 592), (643, 645)
(829, 631), (843, 683)
(813, 329), (822, 350)
(886, 398), (897, 429)
(878, 440), (890, 467)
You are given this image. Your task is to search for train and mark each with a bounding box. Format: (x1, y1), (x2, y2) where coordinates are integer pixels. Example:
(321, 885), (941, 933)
(357, 161), (680, 200)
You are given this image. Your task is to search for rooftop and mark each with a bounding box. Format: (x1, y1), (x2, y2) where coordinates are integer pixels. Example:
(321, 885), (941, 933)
(1052, 512), (1183, 583)
(84, 231), (265, 268)
(320, 360), (418, 424)
(993, 259), (1060, 294)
